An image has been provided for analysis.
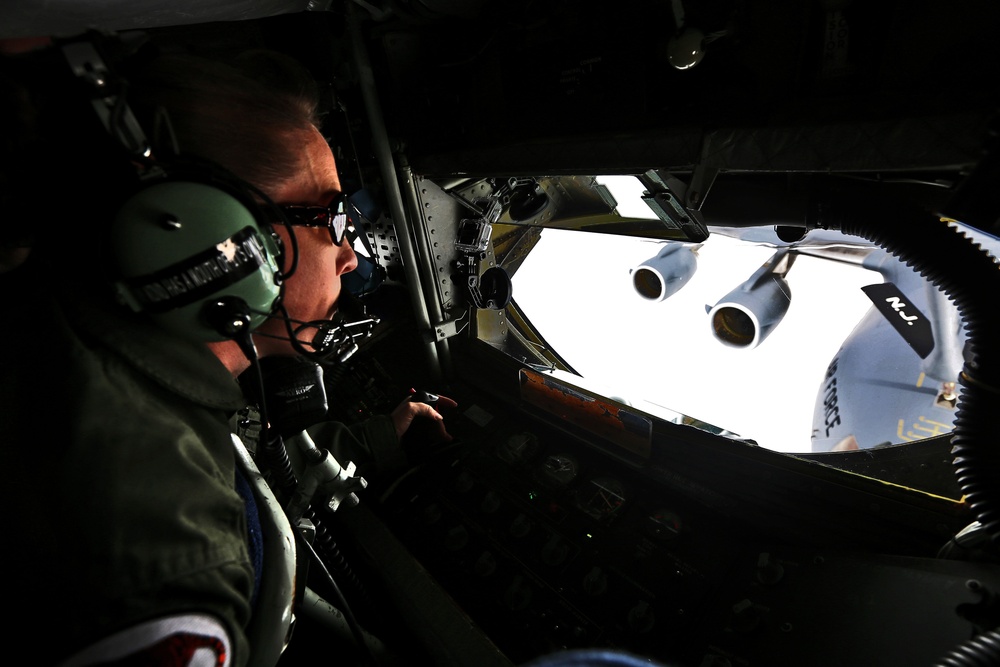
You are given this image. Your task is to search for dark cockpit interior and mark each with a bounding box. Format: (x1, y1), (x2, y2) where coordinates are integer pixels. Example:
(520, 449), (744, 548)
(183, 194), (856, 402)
(2, 1), (998, 665)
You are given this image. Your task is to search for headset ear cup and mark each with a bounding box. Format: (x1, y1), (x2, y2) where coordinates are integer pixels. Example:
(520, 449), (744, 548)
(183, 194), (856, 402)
(110, 177), (282, 341)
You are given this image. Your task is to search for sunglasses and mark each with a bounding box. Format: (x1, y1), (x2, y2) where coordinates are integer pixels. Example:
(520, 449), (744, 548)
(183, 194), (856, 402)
(279, 194), (355, 246)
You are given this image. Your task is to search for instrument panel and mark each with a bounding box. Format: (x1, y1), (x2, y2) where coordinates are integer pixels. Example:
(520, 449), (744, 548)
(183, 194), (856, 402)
(376, 405), (752, 665)
(327, 342), (988, 666)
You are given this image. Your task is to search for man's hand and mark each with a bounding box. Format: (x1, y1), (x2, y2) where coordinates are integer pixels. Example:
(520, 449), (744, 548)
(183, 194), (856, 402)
(390, 393), (458, 442)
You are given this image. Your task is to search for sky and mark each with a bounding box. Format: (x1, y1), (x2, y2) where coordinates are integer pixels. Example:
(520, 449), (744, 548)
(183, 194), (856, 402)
(511, 176), (880, 453)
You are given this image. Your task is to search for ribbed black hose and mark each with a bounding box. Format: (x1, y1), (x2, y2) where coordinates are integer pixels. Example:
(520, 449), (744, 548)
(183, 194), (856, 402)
(934, 629), (1000, 667)
(813, 194), (1000, 547)
(306, 507), (381, 629)
(257, 433), (298, 500)
(813, 195), (1000, 666)
(240, 350), (299, 501)
(815, 195), (1000, 667)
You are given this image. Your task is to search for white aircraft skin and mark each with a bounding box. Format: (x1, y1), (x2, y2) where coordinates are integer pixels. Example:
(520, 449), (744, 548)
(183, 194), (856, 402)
(806, 221), (998, 451)
(635, 222), (999, 451)
(719, 222), (998, 452)
(809, 244), (967, 452)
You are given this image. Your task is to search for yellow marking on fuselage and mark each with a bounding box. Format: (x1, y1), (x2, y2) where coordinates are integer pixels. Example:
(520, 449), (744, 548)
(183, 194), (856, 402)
(898, 415), (951, 441)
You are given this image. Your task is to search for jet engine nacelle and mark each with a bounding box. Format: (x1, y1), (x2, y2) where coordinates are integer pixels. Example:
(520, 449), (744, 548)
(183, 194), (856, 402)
(708, 249), (795, 350)
(631, 243), (698, 302)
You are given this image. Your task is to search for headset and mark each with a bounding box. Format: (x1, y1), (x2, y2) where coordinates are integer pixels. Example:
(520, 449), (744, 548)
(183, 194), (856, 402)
(59, 37), (283, 346)
(59, 35), (377, 363)
(111, 173), (285, 342)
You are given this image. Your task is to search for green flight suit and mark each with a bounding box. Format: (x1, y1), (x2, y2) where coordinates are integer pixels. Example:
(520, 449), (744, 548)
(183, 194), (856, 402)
(1, 267), (398, 666)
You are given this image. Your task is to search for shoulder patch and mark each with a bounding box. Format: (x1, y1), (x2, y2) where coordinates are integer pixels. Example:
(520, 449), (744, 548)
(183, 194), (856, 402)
(58, 614), (231, 667)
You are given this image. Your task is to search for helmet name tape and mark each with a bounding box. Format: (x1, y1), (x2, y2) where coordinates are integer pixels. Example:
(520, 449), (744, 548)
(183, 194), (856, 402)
(121, 226), (269, 313)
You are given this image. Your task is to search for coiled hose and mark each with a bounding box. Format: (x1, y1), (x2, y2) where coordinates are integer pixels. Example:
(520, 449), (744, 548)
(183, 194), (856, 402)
(934, 629), (1000, 667)
(813, 193), (1000, 667)
(306, 506), (381, 628)
(814, 194), (1000, 547)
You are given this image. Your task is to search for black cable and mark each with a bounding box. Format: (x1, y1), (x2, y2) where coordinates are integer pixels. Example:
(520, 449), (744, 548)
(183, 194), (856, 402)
(294, 528), (380, 667)
(307, 507), (381, 629)
(254, 302), (352, 362)
(248, 293), (377, 364)
(230, 326), (298, 498)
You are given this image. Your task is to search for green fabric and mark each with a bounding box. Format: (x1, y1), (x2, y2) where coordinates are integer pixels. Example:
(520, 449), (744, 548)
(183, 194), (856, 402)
(2, 265), (405, 665)
(2, 272), (255, 665)
(310, 414), (403, 479)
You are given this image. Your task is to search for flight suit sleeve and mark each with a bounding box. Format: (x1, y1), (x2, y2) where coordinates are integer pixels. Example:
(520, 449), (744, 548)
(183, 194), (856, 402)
(308, 415), (405, 479)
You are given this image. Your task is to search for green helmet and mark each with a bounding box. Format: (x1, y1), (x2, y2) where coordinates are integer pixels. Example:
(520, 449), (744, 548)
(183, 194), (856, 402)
(111, 180), (282, 341)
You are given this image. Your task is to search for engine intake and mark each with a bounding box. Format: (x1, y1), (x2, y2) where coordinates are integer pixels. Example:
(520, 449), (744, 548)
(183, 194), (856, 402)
(708, 249), (795, 349)
(631, 243), (699, 302)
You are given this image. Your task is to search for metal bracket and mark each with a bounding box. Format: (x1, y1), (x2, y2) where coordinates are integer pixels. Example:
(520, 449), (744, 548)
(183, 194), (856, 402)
(638, 169), (710, 242)
(284, 432), (368, 522)
(432, 312), (469, 342)
(454, 253), (512, 311)
(63, 40), (152, 159)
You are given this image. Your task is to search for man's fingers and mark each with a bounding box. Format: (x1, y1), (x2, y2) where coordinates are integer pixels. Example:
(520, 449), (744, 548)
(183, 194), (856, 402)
(438, 396), (458, 410)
